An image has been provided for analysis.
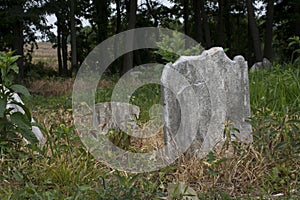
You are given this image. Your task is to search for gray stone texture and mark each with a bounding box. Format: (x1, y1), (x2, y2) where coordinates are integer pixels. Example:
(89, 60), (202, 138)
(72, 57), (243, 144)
(251, 58), (272, 71)
(161, 47), (252, 157)
(93, 102), (140, 135)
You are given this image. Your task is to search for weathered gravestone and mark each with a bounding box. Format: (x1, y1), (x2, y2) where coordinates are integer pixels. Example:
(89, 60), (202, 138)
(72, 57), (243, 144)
(74, 102), (140, 140)
(161, 47), (252, 158)
(250, 58), (272, 71)
(93, 102), (140, 135)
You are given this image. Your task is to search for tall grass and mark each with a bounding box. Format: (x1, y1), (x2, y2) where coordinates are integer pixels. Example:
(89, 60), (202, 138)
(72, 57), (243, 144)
(249, 63), (300, 114)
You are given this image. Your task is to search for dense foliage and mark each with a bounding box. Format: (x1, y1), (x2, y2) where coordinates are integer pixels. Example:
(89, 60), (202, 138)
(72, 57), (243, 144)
(0, 0), (299, 76)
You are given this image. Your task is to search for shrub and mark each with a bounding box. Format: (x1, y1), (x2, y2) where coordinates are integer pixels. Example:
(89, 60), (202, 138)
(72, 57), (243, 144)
(0, 51), (38, 152)
(156, 31), (204, 63)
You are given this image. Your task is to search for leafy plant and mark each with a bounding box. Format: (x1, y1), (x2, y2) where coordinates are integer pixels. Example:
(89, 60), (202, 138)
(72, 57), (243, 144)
(288, 36), (300, 64)
(94, 170), (164, 199)
(203, 151), (227, 179)
(0, 51), (37, 152)
(156, 31), (204, 63)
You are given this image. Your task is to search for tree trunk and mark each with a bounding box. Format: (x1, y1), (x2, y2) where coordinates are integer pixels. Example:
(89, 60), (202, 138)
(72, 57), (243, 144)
(13, 20), (24, 79)
(56, 17), (63, 75)
(116, 0), (121, 34)
(224, 1), (231, 51)
(122, 0), (137, 75)
(194, 0), (203, 43)
(216, 0), (225, 47)
(237, 13), (241, 53)
(246, 0), (262, 62)
(70, 0), (77, 73)
(94, 0), (109, 43)
(112, 0), (122, 74)
(61, 25), (68, 75)
(264, 0), (274, 60)
(12, 3), (24, 80)
(294, 2), (300, 37)
(183, 0), (189, 36)
(248, 21), (254, 68)
(293, 2), (300, 61)
(201, 0), (211, 48)
(134, 50), (142, 66)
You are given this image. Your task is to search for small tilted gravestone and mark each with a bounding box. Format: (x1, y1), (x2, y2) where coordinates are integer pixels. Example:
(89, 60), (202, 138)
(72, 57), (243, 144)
(161, 47), (252, 158)
(250, 58), (272, 71)
(93, 102), (140, 135)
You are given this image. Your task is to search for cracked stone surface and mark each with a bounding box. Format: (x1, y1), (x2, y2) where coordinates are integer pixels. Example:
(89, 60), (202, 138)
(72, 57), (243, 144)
(161, 47), (252, 157)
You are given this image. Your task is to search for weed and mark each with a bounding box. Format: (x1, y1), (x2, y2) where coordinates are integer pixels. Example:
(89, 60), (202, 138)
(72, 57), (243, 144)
(0, 51), (38, 152)
(288, 36), (300, 64)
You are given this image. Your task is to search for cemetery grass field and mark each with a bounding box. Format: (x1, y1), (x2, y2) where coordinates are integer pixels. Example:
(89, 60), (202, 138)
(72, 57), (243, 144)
(1, 63), (300, 199)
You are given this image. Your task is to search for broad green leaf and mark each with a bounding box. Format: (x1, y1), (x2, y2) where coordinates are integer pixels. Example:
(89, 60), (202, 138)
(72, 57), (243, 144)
(0, 119), (7, 131)
(10, 112), (31, 130)
(10, 112), (37, 143)
(12, 101), (32, 121)
(11, 54), (20, 62)
(10, 84), (31, 98)
(207, 151), (215, 163)
(10, 64), (19, 74)
(288, 40), (297, 48)
(0, 97), (7, 117)
(20, 127), (38, 144)
(207, 168), (218, 177)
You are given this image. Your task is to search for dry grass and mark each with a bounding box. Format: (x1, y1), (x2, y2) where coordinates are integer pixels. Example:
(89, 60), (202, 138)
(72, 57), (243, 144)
(32, 43), (57, 58)
(27, 78), (74, 96)
(33, 107), (73, 131)
(26, 78), (115, 97)
(30, 42), (71, 70)
(27, 100), (300, 198)
(130, 126), (165, 152)
(172, 145), (268, 197)
(28, 93), (299, 198)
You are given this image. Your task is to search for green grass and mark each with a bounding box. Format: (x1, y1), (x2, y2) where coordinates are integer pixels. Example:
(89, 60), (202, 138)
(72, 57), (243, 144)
(0, 63), (300, 199)
(249, 63), (300, 114)
(25, 94), (72, 110)
(95, 81), (162, 122)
